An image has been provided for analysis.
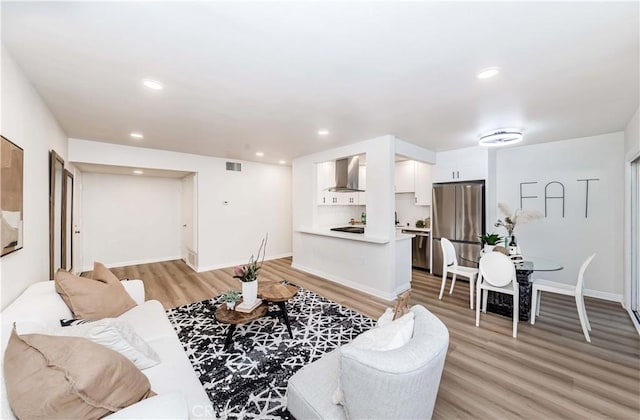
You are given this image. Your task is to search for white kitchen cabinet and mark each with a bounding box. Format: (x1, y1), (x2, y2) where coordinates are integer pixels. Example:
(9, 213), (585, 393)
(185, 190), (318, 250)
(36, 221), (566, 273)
(358, 165), (367, 205)
(316, 161), (335, 206)
(317, 161), (365, 206)
(414, 161), (432, 206)
(433, 147), (488, 182)
(395, 160), (415, 193)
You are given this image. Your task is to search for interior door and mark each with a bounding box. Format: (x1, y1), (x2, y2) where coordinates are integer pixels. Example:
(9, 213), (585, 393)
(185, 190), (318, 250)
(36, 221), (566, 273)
(181, 174), (195, 262)
(72, 170), (82, 274)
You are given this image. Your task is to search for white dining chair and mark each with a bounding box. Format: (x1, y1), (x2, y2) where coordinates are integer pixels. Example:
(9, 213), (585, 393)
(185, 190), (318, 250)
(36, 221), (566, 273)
(439, 238), (479, 309)
(476, 252), (519, 337)
(530, 253), (596, 343)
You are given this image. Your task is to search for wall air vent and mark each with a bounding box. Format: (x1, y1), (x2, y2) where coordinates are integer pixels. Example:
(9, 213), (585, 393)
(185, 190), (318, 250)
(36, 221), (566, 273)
(226, 162), (242, 171)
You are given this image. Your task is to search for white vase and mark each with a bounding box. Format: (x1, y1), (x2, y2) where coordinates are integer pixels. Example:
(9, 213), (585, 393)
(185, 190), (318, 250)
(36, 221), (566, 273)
(242, 280), (258, 306)
(226, 301), (236, 310)
(484, 244), (496, 253)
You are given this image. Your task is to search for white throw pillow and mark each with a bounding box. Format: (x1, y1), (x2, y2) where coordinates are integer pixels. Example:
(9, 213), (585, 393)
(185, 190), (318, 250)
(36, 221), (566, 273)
(376, 307), (394, 327)
(351, 312), (415, 351)
(57, 318), (161, 370)
(333, 312), (415, 406)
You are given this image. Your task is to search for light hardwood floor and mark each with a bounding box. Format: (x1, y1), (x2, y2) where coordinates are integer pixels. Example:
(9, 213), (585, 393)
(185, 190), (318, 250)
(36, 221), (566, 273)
(103, 258), (640, 419)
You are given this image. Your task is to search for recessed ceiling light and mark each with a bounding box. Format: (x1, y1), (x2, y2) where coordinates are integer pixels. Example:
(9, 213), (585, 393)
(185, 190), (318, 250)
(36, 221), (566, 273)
(479, 129), (523, 147)
(133, 169), (144, 175)
(317, 130), (330, 135)
(477, 67), (500, 79)
(255, 152), (264, 157)
(130, 132), (144, 139)
(278, 160), (286, 165)
(142, 79), (163, 90)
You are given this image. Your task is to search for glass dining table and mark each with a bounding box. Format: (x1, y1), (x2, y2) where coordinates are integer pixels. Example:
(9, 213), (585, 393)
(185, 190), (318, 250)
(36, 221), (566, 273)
(460, 254), (563, 321)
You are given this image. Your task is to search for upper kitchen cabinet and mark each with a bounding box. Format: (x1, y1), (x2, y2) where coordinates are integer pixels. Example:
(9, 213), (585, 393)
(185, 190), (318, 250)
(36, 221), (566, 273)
(358, 164), (367, 205)
(316, 161), (335, 205)
(414, 161), (432, 206)
(395, 160), (415, 193)
(316, 159), (366, 206)
(433, 147), (488, 183)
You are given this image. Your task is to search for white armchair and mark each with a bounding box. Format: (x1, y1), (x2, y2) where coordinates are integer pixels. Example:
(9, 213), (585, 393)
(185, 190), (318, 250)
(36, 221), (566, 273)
(286, 305), (449, 419)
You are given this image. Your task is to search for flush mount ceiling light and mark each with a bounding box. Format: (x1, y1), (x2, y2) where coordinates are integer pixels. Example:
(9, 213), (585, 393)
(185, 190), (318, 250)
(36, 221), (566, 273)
(278, 160), (286, 165)
(130, 132), (144, 139)
(317, 130), (330, 135)
(477, 67), (500, 79)
(133, 169), (144, 175)
(142, 79), (163, 90)
(479, 129), (523, 147)
(255, 152), (264, 157)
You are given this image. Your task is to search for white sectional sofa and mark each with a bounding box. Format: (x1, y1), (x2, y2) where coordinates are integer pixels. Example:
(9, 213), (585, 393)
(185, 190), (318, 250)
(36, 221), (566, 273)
(1, 280), (214, 419)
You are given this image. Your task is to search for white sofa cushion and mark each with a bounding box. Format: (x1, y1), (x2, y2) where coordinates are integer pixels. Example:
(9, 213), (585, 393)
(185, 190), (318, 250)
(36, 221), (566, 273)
(104, 392), (189, 419)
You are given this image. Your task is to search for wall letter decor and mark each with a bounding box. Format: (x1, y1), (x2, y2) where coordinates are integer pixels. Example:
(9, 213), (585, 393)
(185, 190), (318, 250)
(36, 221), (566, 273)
(577, 178), (600, 218)
(544, 181), (565, 217)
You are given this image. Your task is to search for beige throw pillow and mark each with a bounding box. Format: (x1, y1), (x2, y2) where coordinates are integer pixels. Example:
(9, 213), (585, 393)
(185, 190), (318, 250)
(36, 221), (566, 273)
(55, 263), (136, 320)
(3, 327), (154, 419)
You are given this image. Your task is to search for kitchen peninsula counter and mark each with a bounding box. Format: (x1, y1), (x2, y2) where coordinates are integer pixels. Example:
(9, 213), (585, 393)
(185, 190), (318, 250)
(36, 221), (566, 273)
(296, 227), (413, 243)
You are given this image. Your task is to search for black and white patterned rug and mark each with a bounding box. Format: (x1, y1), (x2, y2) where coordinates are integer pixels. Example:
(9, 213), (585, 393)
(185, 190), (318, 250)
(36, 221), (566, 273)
(166, 284), (375, 419)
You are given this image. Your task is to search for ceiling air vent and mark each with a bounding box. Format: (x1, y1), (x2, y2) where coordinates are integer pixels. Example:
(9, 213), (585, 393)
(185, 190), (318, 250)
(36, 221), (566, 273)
(226, 162), (242, 171)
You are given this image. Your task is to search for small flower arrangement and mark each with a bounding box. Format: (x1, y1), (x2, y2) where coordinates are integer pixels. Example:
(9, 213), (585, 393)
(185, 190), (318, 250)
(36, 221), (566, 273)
(495, 203), (543, 236)
(232, 234), (268, 283)
(222, 290), (240, 303)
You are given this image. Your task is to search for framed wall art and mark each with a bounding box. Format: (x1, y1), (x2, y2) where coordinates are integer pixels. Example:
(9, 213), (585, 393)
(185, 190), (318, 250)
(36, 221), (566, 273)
(1, 135), (24, 257)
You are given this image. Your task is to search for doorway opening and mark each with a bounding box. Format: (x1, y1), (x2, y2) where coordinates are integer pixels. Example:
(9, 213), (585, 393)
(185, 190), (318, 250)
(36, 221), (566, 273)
(631, 157), (640, 321)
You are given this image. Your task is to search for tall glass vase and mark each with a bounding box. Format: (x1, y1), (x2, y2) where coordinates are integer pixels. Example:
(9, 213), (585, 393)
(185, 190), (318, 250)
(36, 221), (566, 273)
(242, 279), (258, 306)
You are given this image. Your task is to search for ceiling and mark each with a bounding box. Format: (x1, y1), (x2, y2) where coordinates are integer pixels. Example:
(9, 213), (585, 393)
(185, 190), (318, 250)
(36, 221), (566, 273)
(73, 163), (192, 179)
(2, 1), (638, 164)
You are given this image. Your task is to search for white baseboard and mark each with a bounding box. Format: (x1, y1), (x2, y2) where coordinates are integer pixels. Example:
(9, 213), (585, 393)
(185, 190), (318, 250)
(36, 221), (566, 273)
(291, 262), (397, 302)
(196, 252), (293, 273)
(583, 288), (623, 303)
(81, 255), (181, 272)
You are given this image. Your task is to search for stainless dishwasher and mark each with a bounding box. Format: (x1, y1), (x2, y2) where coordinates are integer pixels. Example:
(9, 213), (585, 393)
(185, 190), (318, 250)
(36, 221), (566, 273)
(402, 229), (430, 270)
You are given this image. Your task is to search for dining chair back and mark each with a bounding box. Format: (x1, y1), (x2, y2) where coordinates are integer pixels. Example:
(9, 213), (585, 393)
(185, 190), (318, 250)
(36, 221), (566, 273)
(441, 238), (458, 267)
(575, 253), (596, 294)
(479, 252), (516, 288)
(531, 253), (596, 342)
(476, 252), (519, 337)
(438, 238), (478, 310)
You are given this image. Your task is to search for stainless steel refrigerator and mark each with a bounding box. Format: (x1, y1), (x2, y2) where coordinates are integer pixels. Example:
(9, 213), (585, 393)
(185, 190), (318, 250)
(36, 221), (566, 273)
(432, 181), (485, 276)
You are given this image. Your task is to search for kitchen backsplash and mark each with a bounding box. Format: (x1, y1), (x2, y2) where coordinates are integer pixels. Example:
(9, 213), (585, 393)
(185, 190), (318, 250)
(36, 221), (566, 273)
(317, 204), (365, 227)
(395, 193), (430, 228)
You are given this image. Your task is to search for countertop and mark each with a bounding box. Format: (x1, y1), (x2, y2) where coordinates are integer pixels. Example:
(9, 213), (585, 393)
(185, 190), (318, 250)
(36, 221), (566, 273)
(296, 227), (414, 243)
(395, 226), (431, 233)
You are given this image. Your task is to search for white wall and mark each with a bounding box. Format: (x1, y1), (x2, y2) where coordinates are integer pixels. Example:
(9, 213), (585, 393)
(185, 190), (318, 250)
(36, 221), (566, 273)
(496, 132), (625, 300)
(81, 173), (181, 270)
(1, 46), (69, 309)
(395, 193), (429, 228)
(624, 108), (639, 158)
(68, 139), (292, 272)
(623, 107), (639, 310)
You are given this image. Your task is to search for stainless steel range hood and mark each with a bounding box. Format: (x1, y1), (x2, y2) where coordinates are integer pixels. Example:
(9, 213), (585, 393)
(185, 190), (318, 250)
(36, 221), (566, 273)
(328, 156), (364, 192)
